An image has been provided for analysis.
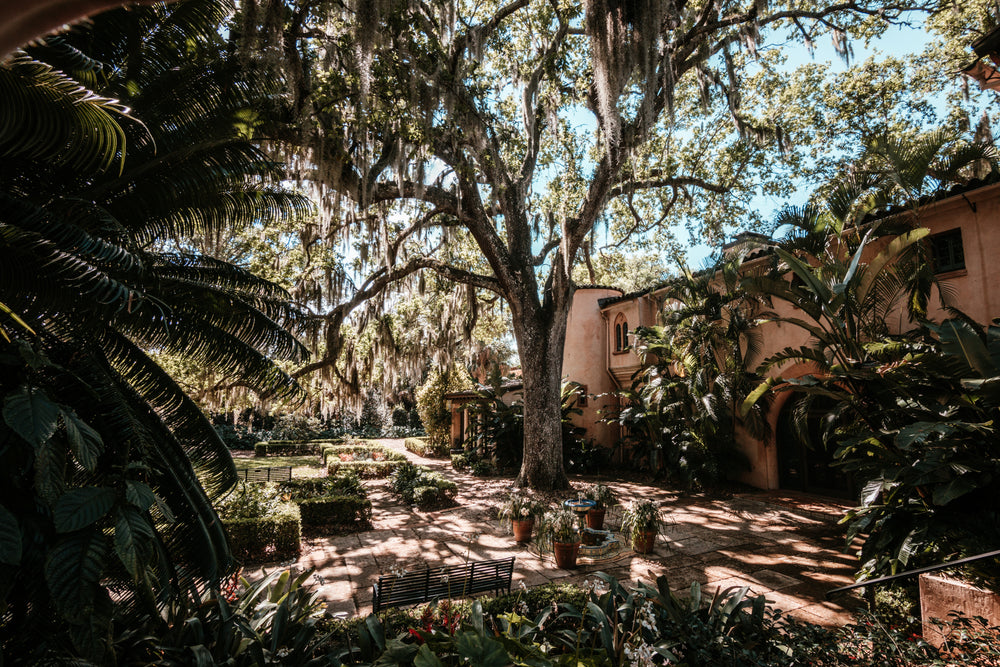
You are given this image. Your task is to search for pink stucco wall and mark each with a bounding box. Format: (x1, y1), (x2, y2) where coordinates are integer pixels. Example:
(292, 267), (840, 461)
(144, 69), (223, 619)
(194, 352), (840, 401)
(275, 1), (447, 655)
(563, 287), (623, 450)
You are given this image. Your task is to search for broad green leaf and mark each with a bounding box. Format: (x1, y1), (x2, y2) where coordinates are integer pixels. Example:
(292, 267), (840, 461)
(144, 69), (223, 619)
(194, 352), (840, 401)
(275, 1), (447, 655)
(125, 480), (157, 511)
(114, 506), (153, 578)
(53, 487), (115, 533)
(740, 378), (776, 417)
(3, 385), (59, 447)
(932, 477), (978, 507)
(45, 529), (107, 615)
(454, 632), (509, 667)
(939, 319), (994, 376)
(62, 409), (103, 472)
(414, 643), (445, 667)
(895, 422), (956, 449)
(34, 436), (65, 505)
(0, 504), (22, 565)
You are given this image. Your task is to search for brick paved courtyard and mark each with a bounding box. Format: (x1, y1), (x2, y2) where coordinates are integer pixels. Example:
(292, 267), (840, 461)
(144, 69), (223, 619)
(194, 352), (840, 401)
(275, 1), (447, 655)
(270, 440), (863, 626)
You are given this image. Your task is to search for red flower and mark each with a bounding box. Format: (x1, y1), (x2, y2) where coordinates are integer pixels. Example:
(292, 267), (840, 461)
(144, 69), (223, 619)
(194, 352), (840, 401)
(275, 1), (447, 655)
(407, 628), (425, 645)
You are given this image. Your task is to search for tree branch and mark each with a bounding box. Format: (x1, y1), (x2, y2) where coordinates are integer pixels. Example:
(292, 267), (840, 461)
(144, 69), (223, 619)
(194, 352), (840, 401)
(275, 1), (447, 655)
(609, 174), (729, 198)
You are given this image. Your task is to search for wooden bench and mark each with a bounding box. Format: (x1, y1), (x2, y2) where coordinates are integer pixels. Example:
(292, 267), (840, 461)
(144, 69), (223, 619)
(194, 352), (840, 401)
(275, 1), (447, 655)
(372, 557), (515, 613)
(236, 466), (293, 483)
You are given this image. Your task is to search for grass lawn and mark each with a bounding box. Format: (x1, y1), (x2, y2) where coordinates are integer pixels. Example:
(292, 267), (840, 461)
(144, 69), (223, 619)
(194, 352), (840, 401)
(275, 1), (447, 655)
(234, 454), (325, 477)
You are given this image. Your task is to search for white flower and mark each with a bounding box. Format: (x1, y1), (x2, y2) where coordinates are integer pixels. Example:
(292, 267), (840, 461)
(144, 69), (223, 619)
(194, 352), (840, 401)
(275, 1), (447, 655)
(520, 507), (530, 517)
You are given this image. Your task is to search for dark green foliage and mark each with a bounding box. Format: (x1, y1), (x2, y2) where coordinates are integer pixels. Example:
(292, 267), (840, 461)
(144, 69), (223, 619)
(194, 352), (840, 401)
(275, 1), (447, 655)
(392, 407), (410, 427)
(297, 496), (372, 531)
(254, 440), (330, 457)
(116, 569), (334, 666)
(279, 472), (371, 532)
(0, 0), (309, 660)
(324, 442), (408, 478)
(389, 462), (458, 508)
(222, 504), (301, 565)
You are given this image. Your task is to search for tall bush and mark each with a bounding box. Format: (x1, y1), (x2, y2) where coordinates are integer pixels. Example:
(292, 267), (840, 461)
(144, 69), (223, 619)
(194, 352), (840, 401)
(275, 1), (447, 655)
(415, 366), (472, 450)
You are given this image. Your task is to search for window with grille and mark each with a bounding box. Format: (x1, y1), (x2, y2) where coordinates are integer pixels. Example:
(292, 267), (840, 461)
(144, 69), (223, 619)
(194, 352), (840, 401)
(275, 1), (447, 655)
(930, 229), (965, 273)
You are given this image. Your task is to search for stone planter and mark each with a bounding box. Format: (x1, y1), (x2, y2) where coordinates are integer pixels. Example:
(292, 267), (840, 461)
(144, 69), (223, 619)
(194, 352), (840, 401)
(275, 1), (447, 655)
(553, 541), (580, 569)
(512, 518), (535, 543)
(586, 507), (606, 530)
(919, 573), (1000, 648)
(632, 530), (656, 554)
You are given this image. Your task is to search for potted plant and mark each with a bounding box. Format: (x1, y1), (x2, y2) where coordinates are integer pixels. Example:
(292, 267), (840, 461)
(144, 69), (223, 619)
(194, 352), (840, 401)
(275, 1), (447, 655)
(540, 509), (581, 569)
(584, 483), (616, 530)
(498, 492), (545, 543)
(621, 500), (661, 554)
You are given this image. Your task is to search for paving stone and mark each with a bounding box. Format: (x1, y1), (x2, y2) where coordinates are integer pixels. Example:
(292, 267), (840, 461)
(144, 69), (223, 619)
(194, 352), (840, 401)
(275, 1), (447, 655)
(747, 569), (802, 590)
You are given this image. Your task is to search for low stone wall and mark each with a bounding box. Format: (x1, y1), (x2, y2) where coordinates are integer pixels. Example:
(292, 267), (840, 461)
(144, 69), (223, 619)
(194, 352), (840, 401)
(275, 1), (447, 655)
(919, 573), (1000, 647)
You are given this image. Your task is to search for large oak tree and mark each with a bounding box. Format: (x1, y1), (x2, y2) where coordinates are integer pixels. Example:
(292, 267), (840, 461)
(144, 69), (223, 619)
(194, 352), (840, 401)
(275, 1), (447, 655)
(244, 0), (937, 489)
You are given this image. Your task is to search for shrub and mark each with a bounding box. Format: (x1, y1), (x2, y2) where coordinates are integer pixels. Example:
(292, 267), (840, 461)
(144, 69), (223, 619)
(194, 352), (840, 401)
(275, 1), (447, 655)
(319, 440), (405, 464)
(297, 496), (372, 530)
(323, 442), (408, 478)
(278, 471), (366, 500)
(327, 460), (408, 478)
(254, 440), (334, 457)
(389, 462), (458, 508)
(416, 366), (472, 451)
(404, 436), (449, 458)
(451, 452), (472, 471)
(223, 502), (301, 564)
(216, 482), (283, 520)
(392, 406), (410, 427)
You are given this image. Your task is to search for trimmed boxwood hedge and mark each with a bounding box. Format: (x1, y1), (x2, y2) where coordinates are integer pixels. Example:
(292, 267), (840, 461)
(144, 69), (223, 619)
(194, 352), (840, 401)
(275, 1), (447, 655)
(223, 502), (301, 564)
(323, 443), (408, 478)
(298, 496), (372, 530)
(404, 436), (449, 458)
(254, 439), (340, 457)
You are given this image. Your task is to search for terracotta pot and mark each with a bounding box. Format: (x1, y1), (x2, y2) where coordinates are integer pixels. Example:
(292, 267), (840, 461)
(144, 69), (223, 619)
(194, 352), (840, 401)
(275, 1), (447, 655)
(585, 507), (606, 530)
(632, 530), (656, 554)
(553, 541), (580, 569)
(512, 518), (535, 543)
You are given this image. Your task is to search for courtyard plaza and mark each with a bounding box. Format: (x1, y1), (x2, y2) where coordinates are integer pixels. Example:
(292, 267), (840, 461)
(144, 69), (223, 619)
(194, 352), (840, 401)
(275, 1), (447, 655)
(265, 439), (862, 626)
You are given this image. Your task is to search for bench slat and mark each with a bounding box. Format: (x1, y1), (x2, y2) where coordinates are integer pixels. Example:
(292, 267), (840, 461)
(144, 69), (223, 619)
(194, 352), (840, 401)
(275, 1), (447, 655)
(372, 557), (514, 613)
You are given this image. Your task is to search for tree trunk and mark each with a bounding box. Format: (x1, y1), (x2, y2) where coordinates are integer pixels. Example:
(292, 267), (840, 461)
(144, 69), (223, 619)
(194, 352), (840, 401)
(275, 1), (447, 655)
(513, 299), (571, 490)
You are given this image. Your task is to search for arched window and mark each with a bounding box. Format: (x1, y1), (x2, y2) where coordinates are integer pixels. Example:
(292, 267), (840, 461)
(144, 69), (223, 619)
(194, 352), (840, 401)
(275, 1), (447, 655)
(613, 313), (629, 352)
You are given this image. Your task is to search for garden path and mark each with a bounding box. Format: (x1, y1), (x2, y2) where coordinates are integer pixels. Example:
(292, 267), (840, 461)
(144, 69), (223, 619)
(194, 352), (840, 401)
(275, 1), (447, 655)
(286, 439), (862, 627)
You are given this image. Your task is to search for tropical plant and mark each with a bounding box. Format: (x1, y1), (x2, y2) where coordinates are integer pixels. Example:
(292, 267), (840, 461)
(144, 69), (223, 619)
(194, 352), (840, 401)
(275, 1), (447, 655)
(0, 1), (309, 660)
(585, 483), (617, 510)
(538, 509), (580, 549)
(620, 500), (663, 543)
(608, 254), (768, 488)
(415, 365), (473, 451)
(497, 491), (547, 526)
(741, 130), (1000, 582)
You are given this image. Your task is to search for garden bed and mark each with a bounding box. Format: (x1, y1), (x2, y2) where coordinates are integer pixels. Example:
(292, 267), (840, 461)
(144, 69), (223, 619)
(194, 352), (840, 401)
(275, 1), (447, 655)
(323, 442), (408, 478)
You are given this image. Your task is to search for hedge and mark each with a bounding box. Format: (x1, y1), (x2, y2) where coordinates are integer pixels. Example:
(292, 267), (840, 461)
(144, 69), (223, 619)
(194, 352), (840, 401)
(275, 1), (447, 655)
(223, 503), (301, 564)
(297, 496), (373, 530)
(404, 436), (449, 458)
(327, 459), (408, 478)
(320, 442), (406, 465)
(254, 439), (341, 457)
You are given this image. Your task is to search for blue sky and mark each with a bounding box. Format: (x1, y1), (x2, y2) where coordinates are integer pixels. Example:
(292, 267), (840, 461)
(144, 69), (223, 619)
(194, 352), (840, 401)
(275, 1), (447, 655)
(686, 19), (944, 267)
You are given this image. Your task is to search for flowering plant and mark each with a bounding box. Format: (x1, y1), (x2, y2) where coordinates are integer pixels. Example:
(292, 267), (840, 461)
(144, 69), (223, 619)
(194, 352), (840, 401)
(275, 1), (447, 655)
(584, 483), (617, 509)
(497, 491), (546, 525)
(540, 509), (580, 545)
(620, 500), (661, 542)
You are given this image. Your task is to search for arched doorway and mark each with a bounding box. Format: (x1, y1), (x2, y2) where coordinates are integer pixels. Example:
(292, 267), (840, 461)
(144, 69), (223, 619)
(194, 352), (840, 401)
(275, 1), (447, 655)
(775, 395), (855, 499)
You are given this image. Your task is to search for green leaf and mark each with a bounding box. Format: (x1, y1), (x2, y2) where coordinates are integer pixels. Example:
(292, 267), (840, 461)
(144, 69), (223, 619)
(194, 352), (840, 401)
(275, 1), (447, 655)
(114, 506), (153, 579)
(53, 487), (115, 533)
(414, 643), (445, 667)
(45, 529), (107, 616)
(939, 319), (995, 377)
(125, 480), (157, 511)
(740, 377), (776, 417)
(3, 385), (60, 447)
(454, 632), (509, 667)
(34, 436), (65, 505)
(0, 504), (22, 565)
(932, 477), (978, 507)
(62, 409), (103, 472)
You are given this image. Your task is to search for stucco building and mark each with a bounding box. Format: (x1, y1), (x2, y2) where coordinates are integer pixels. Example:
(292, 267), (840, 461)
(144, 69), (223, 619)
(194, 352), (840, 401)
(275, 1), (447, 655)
(447, 180), (1000, 495)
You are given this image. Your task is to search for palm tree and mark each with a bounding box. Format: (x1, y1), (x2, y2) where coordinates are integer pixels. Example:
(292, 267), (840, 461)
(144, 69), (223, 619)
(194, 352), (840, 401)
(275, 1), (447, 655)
(0, 0), (310, 659)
